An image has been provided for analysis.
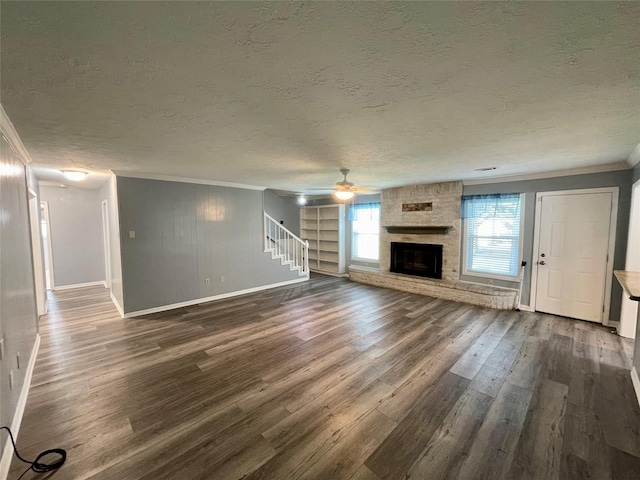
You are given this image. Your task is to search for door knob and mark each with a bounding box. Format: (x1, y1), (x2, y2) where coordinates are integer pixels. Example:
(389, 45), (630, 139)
(539, 261), (546, 265)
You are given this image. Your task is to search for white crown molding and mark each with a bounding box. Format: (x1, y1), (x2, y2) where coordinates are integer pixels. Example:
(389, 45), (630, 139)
(0, 104), (32, 165)
(628, 143), (640, 167)
(112, 171), (266, 191)
(463, 161), (631, 186)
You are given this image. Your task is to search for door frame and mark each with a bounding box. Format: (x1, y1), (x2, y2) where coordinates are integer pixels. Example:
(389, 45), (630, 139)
(101, 200), (112, 289)
(529, 187), (619, 325)
(28, 188), (47, 316)
(41, 200), (56, 290)
(619, 178), (640, 337)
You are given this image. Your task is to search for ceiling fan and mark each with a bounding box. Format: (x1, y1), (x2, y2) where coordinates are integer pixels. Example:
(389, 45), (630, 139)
(307, 168), (376, 201)
(333, 168), (358, 200)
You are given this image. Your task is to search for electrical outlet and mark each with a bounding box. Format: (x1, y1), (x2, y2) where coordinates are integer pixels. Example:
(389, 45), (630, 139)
(16, 352), (20, 369)
(487, 279), (494, 285)
(9, 370), (14, 390)
(220, 276), (225, 283)
(205, 278), (210, 286)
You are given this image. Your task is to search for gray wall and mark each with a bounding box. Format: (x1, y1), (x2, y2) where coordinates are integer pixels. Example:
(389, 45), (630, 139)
(463, 169), (633, 321)
(633, 162), (640, 184)
(116, 177), (301, 314)
(263, 190), (300, 234)
(40, 186), (105, 287)
(0, 134), (38, 450)
(308, 194), (382, 269)
(99, 175), (124, 310)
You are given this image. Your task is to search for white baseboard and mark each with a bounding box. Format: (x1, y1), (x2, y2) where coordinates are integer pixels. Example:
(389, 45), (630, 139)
(123, 277), (309, 318)
(110, 292), (125, 318)
(0, 334), (40, 480)
(53, 280), (107, 291)
(632, 367), (640, 408)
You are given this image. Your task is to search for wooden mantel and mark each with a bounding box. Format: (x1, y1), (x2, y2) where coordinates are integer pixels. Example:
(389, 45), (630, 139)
(383, 226), (453, 235)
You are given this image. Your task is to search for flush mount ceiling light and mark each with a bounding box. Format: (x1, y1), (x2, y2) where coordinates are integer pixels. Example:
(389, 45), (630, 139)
(61, 170), (88, 181)
(334, 190), (354, 200)
(296, 195), (307, 205)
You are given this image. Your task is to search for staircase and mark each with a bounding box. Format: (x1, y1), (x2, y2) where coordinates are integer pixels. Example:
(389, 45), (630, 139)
(264, 212), (309, 279)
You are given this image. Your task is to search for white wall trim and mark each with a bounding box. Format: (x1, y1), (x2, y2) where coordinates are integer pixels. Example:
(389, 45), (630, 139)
(123, 277), (309, 318)
(631, 367), (640, 408)
(112, 171), (266, 191)
(463, 162), (630, 186)
(0, 104), (32, 165)
(53, 280), (107, 291)
(0, 334), (40, 480)
(110, 292), (125, 318)
(529, 187), (619, 325)
(628, 142), (640, 167)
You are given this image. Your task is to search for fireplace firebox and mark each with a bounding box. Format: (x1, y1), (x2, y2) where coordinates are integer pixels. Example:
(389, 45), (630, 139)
(390, 242), (443, 280)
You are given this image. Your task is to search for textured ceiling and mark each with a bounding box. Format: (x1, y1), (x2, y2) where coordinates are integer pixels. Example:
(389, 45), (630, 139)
(1, 1), (639, 192)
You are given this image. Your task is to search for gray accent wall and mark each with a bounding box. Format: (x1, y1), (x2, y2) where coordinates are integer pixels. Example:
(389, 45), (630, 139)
(463, 169), (633, 321)
(40, 186), (105, 287)
(99, 175), (124, 310)
(633, 162), (640, 184)
(263, 190), (300, 234)
(116, 177), (301, 314)
(0, 134), (38, 451)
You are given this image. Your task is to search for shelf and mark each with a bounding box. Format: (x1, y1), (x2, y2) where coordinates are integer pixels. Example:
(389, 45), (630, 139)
(301, 204), (345, 275)
(383, 226), (453, 235)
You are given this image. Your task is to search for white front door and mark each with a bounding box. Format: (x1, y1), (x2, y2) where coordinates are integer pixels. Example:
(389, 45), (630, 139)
(535, 192), (613, 323)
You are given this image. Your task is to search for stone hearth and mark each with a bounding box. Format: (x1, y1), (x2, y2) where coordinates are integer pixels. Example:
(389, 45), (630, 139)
(349, 266), (517, 310)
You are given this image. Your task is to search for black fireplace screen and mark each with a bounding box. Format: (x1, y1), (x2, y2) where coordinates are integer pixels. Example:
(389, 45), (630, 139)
(390, 242), (443, 280)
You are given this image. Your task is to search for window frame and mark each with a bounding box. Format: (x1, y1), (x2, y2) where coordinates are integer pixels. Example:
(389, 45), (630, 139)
(461, 193), (525, 282)
(350, 203), (381, 263)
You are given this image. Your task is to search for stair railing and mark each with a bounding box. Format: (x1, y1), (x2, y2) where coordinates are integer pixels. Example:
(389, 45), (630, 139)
(264, 212), (309, 278)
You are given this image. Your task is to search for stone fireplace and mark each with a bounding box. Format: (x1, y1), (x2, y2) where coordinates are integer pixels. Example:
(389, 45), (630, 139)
(349, 181), (518, 310)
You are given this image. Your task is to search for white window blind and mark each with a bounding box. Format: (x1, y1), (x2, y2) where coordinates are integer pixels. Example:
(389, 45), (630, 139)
(462, 194), (522, 278)
(351, 203), (380, 261)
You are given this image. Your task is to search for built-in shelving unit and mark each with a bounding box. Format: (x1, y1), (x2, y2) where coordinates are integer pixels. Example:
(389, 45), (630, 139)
(300, 205), (346, 275)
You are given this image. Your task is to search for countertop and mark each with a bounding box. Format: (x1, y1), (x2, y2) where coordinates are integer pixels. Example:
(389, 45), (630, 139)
(614, 270), (640, 302)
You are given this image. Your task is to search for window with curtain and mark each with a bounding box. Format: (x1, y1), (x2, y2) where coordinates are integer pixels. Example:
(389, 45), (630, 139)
(461, 193), (523, 279)
(351, 203), (381, 261)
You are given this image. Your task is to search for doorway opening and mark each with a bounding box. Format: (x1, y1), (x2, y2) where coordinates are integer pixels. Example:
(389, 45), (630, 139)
(40, 201), (55, 290)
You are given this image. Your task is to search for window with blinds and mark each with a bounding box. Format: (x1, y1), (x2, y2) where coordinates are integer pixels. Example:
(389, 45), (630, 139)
(351, 203), (380, 261)
(462, 194), (523, 279)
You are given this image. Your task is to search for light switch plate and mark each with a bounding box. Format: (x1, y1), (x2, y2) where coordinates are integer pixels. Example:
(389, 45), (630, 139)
(129, 230), (136, 239)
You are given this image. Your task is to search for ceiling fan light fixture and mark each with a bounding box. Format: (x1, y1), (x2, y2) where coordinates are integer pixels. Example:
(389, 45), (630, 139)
(334, 190), (354, 201)
(61, 170), (88, 181)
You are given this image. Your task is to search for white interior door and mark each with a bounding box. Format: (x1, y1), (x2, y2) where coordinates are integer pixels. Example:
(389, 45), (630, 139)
(535, 192), (613, 323)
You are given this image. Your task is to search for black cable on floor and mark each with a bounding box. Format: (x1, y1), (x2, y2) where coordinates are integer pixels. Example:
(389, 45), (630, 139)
(0, 426), (66, 480)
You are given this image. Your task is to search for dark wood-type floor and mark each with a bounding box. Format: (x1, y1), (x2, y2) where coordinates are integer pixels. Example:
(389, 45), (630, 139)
(9, 274), (640, 479)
